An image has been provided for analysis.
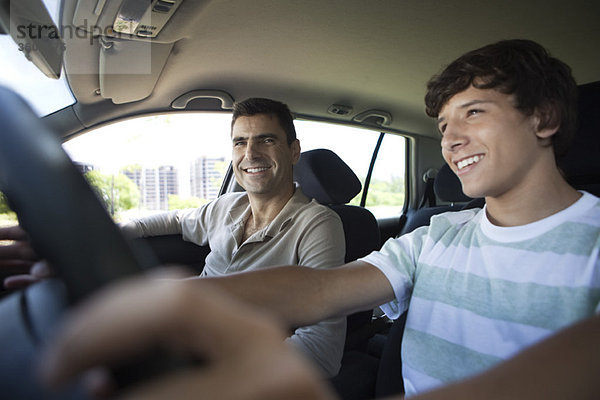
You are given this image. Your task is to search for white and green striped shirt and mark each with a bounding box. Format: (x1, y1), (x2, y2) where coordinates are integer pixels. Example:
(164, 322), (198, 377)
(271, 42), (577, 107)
(362, 191), (600, 396)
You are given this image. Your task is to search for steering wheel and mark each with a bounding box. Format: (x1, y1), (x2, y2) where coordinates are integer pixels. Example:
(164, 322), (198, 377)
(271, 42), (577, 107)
(0, 86), (161, 398)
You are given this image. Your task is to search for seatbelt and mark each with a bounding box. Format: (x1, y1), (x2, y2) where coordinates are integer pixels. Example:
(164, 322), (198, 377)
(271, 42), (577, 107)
(418, 168), (437, 208)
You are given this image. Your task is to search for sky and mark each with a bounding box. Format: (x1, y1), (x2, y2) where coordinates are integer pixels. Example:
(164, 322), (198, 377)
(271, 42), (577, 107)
(63, 113), (233, 173)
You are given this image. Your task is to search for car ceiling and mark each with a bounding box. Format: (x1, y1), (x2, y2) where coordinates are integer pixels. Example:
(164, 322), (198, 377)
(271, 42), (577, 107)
(57, 0), (600, 140)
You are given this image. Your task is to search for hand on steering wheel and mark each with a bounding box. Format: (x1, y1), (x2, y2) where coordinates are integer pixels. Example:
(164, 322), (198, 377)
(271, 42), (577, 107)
(40, 272), (336, 400)
(0, 225), (54, 289)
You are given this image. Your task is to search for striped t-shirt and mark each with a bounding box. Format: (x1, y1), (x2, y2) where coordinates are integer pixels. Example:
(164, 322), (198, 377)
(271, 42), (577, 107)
(361, 191), (600, 396)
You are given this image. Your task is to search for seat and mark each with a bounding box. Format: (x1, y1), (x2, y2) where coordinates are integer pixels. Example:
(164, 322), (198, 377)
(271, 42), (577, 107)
(293, 149), (381, 399)
(293, 148), (381, 267)
(558, 81), (600, 197)
(293, 148), (380, 340)
(399, 163), (477, 236)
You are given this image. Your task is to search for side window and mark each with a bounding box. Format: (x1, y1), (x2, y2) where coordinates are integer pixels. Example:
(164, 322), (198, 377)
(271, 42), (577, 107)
(63, 113), (232, 222)
(60, 115), (406, 223)
(364, 133), (406, 217)
(296, 120), (406, 218)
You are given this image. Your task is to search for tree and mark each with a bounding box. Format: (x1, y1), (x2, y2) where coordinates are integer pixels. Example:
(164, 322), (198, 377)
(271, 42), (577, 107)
(0, 192), (10, 214)
(348, 176), (405, 207)
(84, 170), (140, 216)
(168, 194), (209, 210)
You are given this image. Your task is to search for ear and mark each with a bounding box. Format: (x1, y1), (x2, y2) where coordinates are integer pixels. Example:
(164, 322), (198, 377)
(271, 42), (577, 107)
(290, 139), (301, 164)
(534, 104), (560, 139)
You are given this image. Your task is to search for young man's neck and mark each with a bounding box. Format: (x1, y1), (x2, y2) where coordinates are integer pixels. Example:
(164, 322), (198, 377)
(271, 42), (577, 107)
(485, 166), (581, 227)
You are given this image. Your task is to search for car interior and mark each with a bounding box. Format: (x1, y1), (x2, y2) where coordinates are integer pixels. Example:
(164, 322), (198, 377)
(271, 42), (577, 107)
(0, 0), (599, 399)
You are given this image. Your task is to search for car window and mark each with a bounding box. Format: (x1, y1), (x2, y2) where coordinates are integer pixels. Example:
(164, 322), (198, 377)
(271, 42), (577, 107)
(62, 114), (407, 222)
(63, 113), (232, 222)
(297, 120), (406, 218)
(363, 133), (406, 217)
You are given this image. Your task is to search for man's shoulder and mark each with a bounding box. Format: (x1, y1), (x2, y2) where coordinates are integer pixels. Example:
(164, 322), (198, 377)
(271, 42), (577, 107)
(209, 191), (249, 209)
(287, 187), (341, 221)
(297, 198), (342, 221)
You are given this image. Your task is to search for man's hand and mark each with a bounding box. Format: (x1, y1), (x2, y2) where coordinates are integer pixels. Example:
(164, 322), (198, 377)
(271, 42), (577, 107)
(0, 225), (46, 289)
(39, 271), (337, 400)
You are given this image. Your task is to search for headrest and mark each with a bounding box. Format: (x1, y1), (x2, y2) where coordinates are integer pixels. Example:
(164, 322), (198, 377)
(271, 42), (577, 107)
(293, 149), (362, 205)
(434, 163), (472, 203)
(557, 81), (600, 194)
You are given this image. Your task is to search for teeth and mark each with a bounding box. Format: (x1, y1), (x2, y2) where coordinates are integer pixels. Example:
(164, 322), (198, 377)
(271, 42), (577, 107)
(246, 167), (269, 173)
(457, 155), (483, 170)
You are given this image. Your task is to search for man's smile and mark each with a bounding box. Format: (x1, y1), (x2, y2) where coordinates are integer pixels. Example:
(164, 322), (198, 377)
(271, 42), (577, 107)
(455, 154), (485, 171)
(243, 166), (271, 173)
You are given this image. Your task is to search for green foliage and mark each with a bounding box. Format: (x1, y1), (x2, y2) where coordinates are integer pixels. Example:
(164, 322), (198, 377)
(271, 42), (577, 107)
(168, 194), (209, 210)
(84, 170), (140, 215)
(120, 163), (143, 174)
(0, 192), (10, 214)
(348, 176), (405, 207)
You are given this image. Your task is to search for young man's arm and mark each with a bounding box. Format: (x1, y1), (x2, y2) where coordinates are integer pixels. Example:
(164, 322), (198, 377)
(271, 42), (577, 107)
(41, 271), (600, 400)
(40, 270), (338, 400)
(282, 209), (348, 377)
(198, 260), (395, 328)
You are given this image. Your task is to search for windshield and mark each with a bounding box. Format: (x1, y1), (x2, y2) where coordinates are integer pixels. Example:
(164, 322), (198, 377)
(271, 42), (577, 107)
(0, 0), (74, 116)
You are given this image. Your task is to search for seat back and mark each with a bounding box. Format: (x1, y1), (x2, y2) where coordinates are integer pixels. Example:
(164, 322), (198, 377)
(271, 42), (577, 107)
(293, 148), (381, 265)
(399, 163), (477, 235)
(293, 149), (380, 346)
(558, 80), (600, 196)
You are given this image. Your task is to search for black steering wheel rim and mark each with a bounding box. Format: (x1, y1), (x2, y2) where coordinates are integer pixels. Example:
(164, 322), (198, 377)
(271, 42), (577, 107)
(0, 86), (153, 301)
(0, 86), (157, 398)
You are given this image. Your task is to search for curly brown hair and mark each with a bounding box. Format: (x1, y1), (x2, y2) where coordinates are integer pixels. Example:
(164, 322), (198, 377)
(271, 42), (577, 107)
(425, 39), (578, 157)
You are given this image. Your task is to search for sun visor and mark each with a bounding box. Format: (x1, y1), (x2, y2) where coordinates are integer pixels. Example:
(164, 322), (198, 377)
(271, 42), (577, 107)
(99, 37), (173, 103)
(71, 0), (183, 103)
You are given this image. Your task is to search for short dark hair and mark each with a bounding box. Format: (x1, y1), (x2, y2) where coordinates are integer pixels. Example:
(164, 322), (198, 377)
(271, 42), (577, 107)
(231, 98), (297, 144)
(425, 39), (578, 157)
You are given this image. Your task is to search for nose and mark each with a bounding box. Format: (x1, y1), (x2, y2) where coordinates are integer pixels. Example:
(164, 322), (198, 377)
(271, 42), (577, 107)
(245, 139), (260, 160)
(440, 120), (467, 153)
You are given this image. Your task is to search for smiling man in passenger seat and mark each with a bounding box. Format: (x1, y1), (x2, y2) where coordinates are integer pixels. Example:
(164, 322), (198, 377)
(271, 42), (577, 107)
(0, 98), (347, 379)
(118, 97), (347, 378)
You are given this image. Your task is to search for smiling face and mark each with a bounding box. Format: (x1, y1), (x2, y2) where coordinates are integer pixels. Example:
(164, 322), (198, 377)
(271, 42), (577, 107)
(231, 114), (300, 200)
(438, 85), (557, 200)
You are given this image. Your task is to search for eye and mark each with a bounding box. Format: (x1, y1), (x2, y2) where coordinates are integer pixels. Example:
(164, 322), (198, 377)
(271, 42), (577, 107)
(467, 108), (482, 117)
(263, 138), (275, 144)
(438, 123), (447, 135)
(233, 140), (246, 147)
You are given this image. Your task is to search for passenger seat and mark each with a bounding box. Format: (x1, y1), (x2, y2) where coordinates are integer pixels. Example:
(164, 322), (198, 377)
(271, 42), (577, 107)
(293, 148), (380, 346)
(399, 163), (479, 236)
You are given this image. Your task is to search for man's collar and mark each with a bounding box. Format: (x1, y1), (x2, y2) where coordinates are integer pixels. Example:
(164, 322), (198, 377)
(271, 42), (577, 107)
(244, 184), (311, 240)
